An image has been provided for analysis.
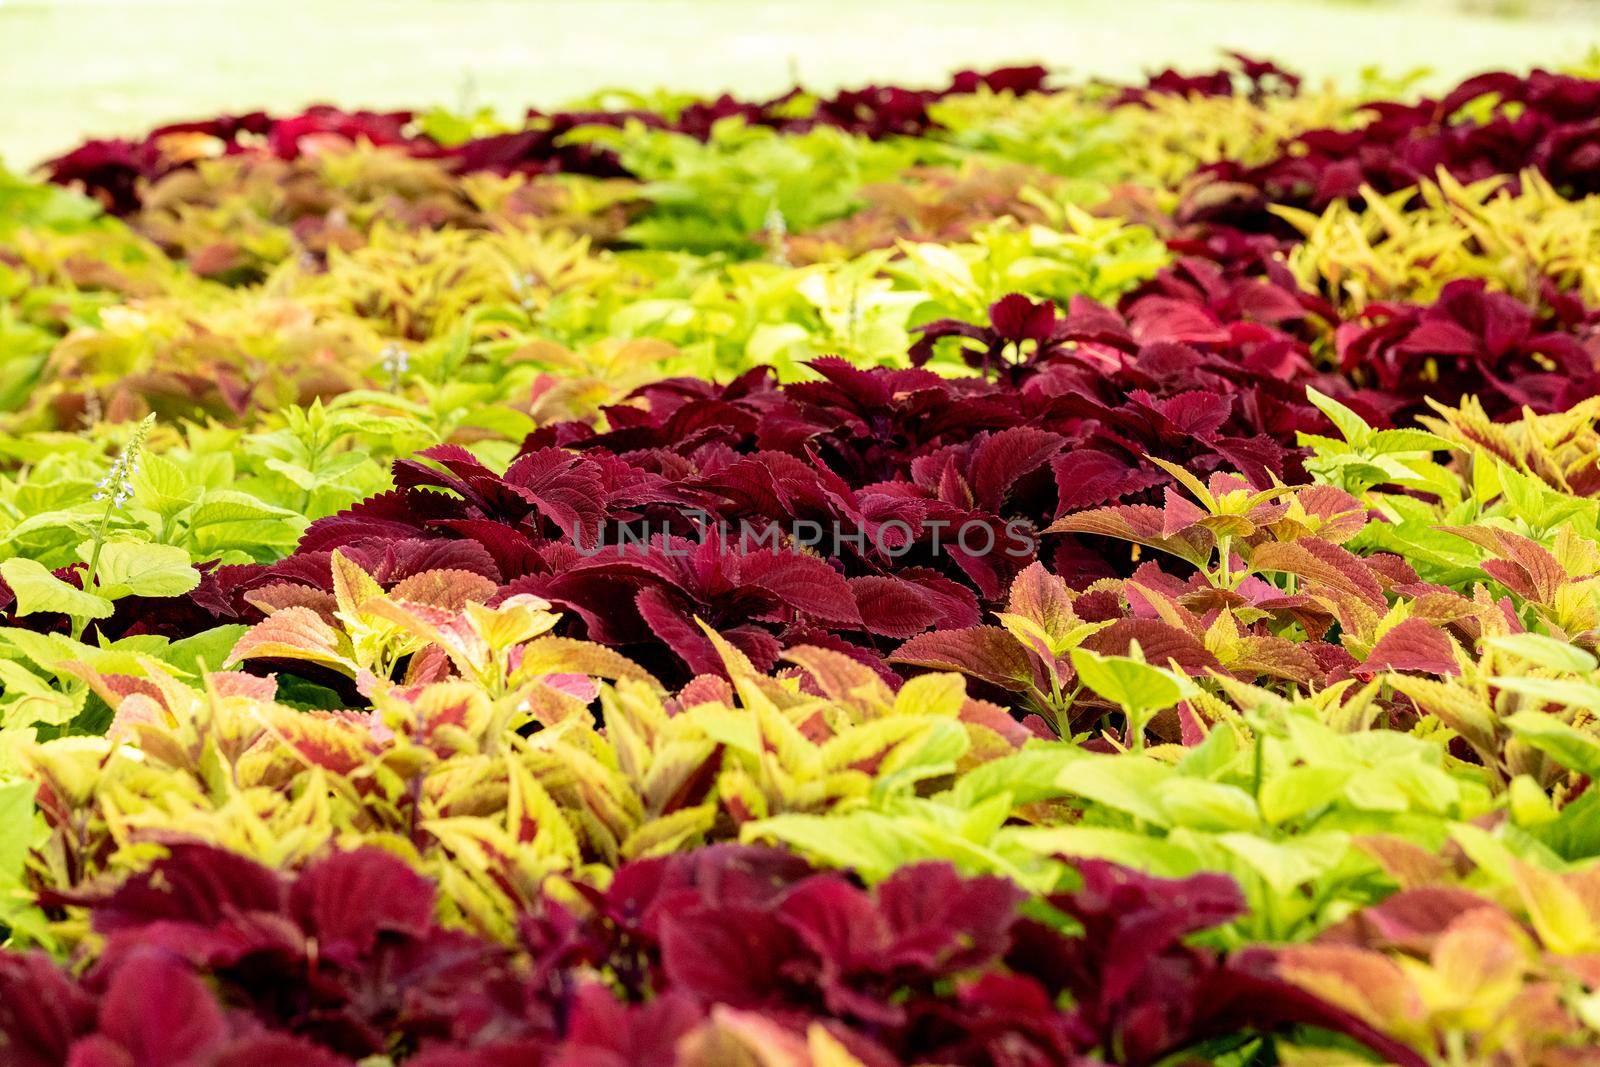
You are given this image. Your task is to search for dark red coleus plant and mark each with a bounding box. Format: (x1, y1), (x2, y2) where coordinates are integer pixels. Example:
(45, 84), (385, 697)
(1184, 68), (1600, 230)
(1334, 278), (1600, 422)
(1106, 52), (1302, 108)
(132, 288), (1326, 684)
(24, 267), (1599, 690)
(0, 843), (1426, 1066)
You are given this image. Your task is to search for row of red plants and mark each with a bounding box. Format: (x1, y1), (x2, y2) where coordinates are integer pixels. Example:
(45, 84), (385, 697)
(1188, 68), (1600, 228)
(0, 843), (1421, 1067)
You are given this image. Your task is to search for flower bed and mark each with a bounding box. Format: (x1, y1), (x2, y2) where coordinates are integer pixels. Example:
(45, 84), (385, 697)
(3, 56), (1600, 1065)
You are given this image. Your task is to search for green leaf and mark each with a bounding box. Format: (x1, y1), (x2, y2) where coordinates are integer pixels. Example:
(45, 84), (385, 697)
(0, 627), (151, 678)
(1486, 633), (1599, 674)
(1260, 766), (1353, 825)
(1055, 756), (1173, 826)
(1006, 825), (1203, 878)
(161, 625), (249, 675)
(1526, 789), (1600, 861)
(0, 660), (85, 727)
(1492, 677), (1600, 714)
(745, 810), (1036, 886)
(0, 780), (37, 889)
(1215, 831), (1350, 894)
(1176, 724), (1242, 779)
(1070, 647), (1198, 746)
(0, 558), (113, 619)
(1156, 778), (1260, 832)
(1505, 712), (1600, 778)
(85, 541), (200, 599)
(870, 720), (969, 799)
(947, 746), (1086, 809)
(1366, 429), (1454, 456)
(1305, 387), (1372, 445)
(134, 452), (201, 517)
(186, 491), (298, 529)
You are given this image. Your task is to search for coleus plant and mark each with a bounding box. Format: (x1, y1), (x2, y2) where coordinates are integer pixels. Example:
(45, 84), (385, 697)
(52, 286), (1590, 694)
(0, 840), (1423, 1066)
(1183, 68), (1600, 229)
(21, 622), (1022, 941)
(1274, 169), (1600, 314)
(41, 67), (1052, 217)
(1331, 279), (1600, 424)
(1274, 843), (1600, 1064)
(749, 674), (1497, 947)
(124, 282), (1360, 685)
(1106, 52), (1304, 107)
(1040, 467), (1483, 678)
(1420, 394), (1600, 499)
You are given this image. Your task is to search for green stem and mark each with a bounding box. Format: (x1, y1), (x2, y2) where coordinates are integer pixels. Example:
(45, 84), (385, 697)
(70, 494), (117, 642)
(1252, 728), (1267, 803)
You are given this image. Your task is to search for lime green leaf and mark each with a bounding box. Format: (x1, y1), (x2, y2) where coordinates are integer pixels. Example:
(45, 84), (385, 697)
(1260, 766), (1353, 825)
(1487, 633), (1599, 674)
(1216, 831), (1350, 894)
(86, 541), (200, 599)
(162, 625), (250, 675)
(1305, 387), (1372, 444)
(0, 660), (84, 727)
(1493, 677), (1600, 714)
(1505, 712), (1600, 778)
(0, 558), (113, 619)
(1006, 825), (1203, 878)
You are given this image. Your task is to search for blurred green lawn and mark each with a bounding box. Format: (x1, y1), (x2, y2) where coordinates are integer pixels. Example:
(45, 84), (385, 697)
(2, 0), (1598, 169)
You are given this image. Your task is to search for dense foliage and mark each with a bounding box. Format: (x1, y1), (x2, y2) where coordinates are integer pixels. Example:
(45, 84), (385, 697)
(6, 54), (1600, 1066)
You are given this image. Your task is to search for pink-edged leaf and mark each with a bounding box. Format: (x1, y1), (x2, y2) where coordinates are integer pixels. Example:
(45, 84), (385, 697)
(1083, 618), (1220, 675)
(226, 605), (353, 671)
(241, 582), (338, 620)
(1322, 886), (1499, 954)
(1249, 538), (1387, 610)
(387, 568), (499, 611)
(1004, 562), (1080, 637)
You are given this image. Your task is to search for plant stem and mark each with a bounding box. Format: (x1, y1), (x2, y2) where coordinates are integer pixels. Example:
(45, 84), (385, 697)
(70, 494), (117, 642)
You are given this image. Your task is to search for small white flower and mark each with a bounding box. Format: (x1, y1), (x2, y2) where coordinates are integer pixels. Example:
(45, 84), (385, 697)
(95, 414), (155, 513)
(764, 204), (789, 266)
(379, 344), (410, 388)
